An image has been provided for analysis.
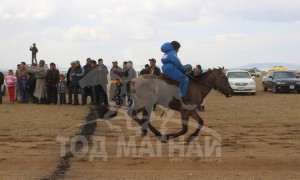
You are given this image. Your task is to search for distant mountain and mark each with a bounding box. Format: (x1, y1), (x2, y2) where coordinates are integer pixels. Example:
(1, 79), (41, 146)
(238, 62), (300, 71)
(0, 69), (8, 73)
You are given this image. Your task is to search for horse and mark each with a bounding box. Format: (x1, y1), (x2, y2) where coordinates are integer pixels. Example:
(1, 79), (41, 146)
(100, 67), (234, 144)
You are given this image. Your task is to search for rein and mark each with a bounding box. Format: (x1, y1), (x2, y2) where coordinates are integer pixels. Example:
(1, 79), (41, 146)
(187, 71), (217, 89)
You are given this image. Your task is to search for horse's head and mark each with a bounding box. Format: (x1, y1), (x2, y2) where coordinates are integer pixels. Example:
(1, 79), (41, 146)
(210, 67), (234, 97)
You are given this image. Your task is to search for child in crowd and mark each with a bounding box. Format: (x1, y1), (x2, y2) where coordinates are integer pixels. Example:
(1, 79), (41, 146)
(5, 70), (17, 103)
(57, 74), (67, 105)
(19, 73), (29, 103)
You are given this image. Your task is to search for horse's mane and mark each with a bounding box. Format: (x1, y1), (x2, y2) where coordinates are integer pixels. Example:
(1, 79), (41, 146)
(191, 67), (223, 81)
(140, 67), (223, 85)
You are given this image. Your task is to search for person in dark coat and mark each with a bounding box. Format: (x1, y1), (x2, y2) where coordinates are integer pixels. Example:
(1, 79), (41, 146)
(71, 61), (84, 105)
(0, 71), (4, 104)
(45, 62), (60, 104)
(149, 58), (161, 76)
(139, 64), (150, 75)
(30, 43), (38, 64)
(66, 61), (75, 104)
(82, 58), (93, 105)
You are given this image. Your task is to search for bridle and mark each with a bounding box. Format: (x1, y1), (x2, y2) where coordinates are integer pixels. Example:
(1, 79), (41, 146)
(187, 70), (219, 89)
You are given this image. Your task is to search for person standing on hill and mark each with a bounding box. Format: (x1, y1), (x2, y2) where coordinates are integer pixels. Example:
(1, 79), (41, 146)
(30, 43), (38, 64)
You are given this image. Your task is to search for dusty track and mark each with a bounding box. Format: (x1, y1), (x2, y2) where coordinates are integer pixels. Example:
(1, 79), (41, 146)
(0, 76), (300, 179)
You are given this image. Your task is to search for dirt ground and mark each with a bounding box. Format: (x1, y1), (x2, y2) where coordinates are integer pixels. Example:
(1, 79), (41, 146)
(0, 76), (300, 180)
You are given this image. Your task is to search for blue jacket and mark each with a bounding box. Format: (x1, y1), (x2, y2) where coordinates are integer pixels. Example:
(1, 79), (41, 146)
(161, 42), (187, 73)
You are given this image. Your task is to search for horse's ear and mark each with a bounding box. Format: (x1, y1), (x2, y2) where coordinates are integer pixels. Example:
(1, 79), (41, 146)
(222, 66), (224, 70)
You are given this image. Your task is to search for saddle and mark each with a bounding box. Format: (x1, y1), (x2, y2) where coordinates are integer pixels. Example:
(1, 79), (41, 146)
(160, 74), (179, 86)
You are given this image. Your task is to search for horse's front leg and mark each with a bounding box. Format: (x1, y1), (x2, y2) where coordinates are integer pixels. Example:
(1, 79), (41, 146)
(160, 110), (190, 143)
(186, 111), (204, 144)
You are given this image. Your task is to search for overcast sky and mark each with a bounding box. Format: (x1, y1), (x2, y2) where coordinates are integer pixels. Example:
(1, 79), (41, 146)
(1, 0), (300, 69)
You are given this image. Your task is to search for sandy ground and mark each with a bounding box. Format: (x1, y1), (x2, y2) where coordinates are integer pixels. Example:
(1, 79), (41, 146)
(0, 76), (300, 180)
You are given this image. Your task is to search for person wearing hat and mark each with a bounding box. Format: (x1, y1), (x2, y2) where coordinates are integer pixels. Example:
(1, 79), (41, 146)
(30, 43), (38, 64)
(109, 61), (123, 103)
(161, 41), (189, 100)
(149, 58), (161, 76)
(66, 61), (76, 104)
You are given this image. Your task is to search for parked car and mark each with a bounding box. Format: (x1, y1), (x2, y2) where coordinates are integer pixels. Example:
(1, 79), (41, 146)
(262, 71), (300, 93)
(226, 70), (256, 95)
(248, 68), (261, 77)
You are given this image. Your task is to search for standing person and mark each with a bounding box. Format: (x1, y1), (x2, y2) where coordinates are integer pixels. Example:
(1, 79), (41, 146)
(30, 43), (38, 64)
(16, 62), (27, 102)
(71, 61), (84, 105)
(148, 58), (161, 111)
(97, 58), (109, 106)
(90, 60), (98, 105)
(0, 71), (4, 104)
(19, 73), (29, 103)
(27, 63), (37, 103)
(124, 60), (137, 107)
(139, 64), (150, 75)
(15, 64), (20, 101)
(161, 41), (189, 101)
(82, 58), (92, 105)
(149, 58), (161, 76)
(25, 60), (47, 104)
(109, 61), (123, 103)
(5, 70), (17, 103)
(45, 63), (60, 104)
(80, 59), (109, 106)
(121, 61), (128, 106)
(57, 74), (67, 105)
(66, 61), (75, 104)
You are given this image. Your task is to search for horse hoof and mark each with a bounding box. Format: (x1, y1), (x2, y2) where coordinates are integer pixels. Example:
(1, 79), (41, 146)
(159, 135), (168, 143)
(141, 131), (148, 137)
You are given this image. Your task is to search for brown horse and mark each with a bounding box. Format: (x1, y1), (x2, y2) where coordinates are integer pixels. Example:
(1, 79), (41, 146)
(100, 67), (234, 143)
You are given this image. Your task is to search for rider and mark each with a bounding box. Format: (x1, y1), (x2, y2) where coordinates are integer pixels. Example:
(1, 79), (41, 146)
(161, 41), (189, 101)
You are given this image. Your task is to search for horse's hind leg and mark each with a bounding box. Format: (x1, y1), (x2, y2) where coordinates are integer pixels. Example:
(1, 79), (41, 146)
(141, 108), (162, 138)
(187, 111), (204, 144)
(127, 108), (162, 138)
(161, 111), (189, 142)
